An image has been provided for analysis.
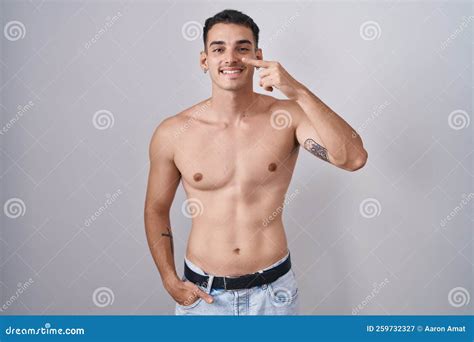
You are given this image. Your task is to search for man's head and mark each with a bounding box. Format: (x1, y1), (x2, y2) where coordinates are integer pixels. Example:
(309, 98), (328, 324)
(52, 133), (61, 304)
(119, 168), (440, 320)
(200, 9), (263, 91)
(203, 9), (260, 50)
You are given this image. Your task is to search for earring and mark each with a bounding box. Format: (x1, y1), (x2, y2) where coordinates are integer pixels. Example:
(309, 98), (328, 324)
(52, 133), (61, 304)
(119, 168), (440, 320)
(203, 68), (207, 73)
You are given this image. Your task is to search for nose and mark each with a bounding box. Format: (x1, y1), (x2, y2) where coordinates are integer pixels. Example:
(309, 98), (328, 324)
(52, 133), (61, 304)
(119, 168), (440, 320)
(223, 49), (239, 65)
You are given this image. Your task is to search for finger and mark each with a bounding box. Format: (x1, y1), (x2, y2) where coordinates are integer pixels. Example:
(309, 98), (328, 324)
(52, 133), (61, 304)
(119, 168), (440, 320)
(260, 77), (273, 87)
(259, 74), (271, 86)
(182, 281), (205, 297)
(258, 69), (272, 78)
(260, 78), (274, 92)
(241, 57), (272, 68)
(195, 287), (214, 303)
(185, 281), (214, 304)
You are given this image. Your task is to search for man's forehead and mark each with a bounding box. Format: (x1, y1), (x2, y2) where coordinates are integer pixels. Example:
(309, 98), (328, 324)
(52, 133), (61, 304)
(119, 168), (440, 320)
(207, 23), (254, 44)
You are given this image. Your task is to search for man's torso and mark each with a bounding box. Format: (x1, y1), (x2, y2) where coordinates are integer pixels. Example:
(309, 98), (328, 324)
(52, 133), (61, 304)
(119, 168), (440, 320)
(169, 94), (302, 276)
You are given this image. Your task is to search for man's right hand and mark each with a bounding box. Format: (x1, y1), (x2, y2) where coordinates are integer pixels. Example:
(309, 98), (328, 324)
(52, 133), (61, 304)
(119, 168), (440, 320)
(165, 277), (214, 306)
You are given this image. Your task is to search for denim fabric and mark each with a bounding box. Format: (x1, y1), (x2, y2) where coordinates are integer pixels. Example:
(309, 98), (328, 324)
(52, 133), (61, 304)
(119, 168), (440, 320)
(175, 251), (299, 315)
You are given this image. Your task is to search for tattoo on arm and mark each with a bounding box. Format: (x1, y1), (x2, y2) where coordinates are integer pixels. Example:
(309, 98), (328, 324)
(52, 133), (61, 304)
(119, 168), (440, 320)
(161, 226), (174, 255)
(303, 138), (329, 162)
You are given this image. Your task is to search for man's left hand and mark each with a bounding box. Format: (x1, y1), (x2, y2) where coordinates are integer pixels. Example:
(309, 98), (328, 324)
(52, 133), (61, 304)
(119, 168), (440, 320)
(241, 57), (303, 100)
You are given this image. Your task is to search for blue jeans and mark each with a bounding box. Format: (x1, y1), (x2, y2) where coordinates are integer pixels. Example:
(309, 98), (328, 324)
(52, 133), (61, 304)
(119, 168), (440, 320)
(175, 251), (299, 315)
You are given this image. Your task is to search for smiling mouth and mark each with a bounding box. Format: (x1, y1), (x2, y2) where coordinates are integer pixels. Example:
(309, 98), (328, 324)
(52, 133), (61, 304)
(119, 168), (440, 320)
(219, 67), (245, 75)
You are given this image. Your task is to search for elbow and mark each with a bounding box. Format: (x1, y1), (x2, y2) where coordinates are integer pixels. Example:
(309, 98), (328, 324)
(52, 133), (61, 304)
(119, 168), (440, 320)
(349, 149), (368, 172)
(342, 149), (368, 172)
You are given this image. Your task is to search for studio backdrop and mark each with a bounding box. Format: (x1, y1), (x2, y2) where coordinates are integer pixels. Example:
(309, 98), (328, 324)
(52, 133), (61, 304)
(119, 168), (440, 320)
(0, 0), (472, 315)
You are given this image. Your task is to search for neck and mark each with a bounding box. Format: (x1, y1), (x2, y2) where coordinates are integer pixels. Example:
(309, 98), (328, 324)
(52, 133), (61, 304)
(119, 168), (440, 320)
(209, 84), (256, 120)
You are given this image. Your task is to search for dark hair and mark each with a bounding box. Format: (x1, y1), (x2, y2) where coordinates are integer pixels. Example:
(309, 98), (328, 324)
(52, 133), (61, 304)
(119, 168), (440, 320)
(203, 9), (260, 50)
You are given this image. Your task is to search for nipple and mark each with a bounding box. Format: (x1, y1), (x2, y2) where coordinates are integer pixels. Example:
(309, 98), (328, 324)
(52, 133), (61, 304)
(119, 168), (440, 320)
(193, 173), (203, 182)
(268, 163), (277, 172)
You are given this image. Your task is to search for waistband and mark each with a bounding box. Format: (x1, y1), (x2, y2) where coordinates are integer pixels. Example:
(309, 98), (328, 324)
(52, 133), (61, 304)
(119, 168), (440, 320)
(184, 249), (290, 277)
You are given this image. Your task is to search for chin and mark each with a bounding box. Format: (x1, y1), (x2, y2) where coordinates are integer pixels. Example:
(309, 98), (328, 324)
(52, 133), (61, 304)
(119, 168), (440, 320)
(221, 84), (245, 91)
(215, 81), (249, 91)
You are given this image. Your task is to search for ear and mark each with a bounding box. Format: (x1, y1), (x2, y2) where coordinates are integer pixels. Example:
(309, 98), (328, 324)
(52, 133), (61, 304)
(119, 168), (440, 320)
(255, 48), (263, 61)
(200, 50), (208, 71)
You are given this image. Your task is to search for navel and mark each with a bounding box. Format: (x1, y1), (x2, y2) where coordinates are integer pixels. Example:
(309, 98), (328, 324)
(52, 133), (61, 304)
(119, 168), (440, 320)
(268, 162), (277, 172)
(233, 248), (240, 254)
(193, 172), (203, 182)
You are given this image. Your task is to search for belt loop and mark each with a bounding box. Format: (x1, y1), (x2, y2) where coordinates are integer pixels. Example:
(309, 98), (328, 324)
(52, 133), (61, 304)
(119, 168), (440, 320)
(205, 275), (214, 293)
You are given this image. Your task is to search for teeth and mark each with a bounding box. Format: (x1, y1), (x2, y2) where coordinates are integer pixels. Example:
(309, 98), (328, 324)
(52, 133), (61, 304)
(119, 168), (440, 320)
(222, 70), (242, 74)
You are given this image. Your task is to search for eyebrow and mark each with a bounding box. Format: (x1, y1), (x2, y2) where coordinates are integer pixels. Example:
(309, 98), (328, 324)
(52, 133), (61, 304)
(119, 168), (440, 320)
(208, 39), (253, 48)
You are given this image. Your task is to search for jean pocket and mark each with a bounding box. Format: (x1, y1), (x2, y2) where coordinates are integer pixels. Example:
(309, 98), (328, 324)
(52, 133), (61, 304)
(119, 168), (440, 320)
(266, 269), (298, 307)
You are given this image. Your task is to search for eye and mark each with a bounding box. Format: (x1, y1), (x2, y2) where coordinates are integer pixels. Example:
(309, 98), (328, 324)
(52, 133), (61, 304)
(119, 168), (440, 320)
(213, 48), (223, 53)
(239, 48), (250, 52)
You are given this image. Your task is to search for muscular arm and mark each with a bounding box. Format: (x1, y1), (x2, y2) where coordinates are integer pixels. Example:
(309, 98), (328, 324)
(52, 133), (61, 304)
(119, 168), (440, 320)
(303, 138), (329, 162)
(292, 97), (368, 171)
(144, 118), (181, 290)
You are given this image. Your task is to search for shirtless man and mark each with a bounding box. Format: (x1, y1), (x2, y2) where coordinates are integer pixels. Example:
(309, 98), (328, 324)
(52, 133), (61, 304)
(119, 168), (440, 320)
(144, 9), (368, 315)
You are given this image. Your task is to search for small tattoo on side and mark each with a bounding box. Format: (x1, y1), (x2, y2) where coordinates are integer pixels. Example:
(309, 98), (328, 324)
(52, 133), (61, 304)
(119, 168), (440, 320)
(161, 226), (174, 254)
(303, 138), (329, 162)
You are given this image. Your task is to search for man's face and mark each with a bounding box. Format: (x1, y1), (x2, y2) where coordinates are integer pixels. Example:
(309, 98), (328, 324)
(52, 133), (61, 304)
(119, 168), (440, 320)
(202, 23), (262, 91)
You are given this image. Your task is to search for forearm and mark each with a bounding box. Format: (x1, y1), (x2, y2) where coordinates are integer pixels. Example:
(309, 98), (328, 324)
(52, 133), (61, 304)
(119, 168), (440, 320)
(144, 210), (180, 290)
(294, 84), (367, 169)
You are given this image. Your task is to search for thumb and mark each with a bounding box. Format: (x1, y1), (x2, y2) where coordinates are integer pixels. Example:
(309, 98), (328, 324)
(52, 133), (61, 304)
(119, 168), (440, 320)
(194, 286), (214, 304)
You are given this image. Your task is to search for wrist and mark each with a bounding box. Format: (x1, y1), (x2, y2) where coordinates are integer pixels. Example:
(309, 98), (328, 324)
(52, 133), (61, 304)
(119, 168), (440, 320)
(163, 273), (181, 291)
(294, 83), (311, 101)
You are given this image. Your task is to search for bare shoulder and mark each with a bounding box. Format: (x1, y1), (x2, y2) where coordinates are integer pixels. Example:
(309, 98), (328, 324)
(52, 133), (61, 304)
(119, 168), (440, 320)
(260, 94), (304, 126)
(149, 114), (179, 148)
(269, 97), (304, 115)
(151, 99), (211, 143)
(149, 100), (210, 160)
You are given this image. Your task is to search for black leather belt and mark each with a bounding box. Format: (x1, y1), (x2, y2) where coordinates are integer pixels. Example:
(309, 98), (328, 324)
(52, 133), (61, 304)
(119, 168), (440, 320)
(184, 253), (291, 290)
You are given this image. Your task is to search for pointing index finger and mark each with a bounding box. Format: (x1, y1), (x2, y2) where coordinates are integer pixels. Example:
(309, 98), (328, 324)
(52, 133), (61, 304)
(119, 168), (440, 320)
(241, 57), (271, 68)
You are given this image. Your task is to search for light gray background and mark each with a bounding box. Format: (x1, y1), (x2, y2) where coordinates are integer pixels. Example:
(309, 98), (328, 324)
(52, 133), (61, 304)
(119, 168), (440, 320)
(0, 0), (472, 315)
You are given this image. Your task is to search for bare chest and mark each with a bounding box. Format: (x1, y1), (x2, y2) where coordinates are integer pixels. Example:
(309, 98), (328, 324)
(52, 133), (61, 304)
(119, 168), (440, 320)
(174, 117), (298, 191)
